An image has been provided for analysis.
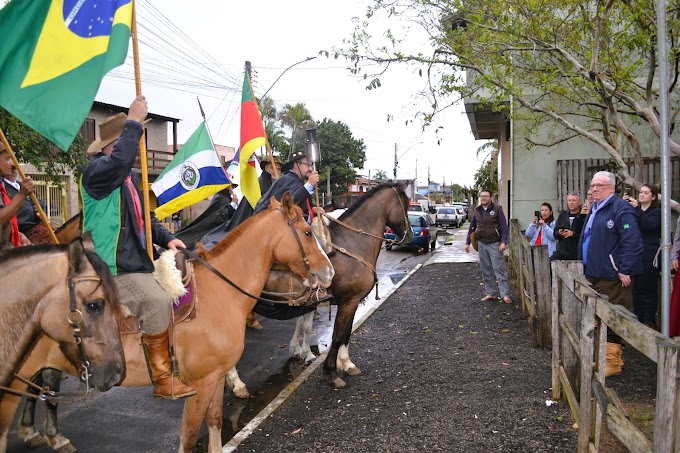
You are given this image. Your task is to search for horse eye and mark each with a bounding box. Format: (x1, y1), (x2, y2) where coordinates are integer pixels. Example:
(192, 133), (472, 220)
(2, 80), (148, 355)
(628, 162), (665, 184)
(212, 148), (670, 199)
(85, 300), (104, 314)
(305, 230), (312, 237)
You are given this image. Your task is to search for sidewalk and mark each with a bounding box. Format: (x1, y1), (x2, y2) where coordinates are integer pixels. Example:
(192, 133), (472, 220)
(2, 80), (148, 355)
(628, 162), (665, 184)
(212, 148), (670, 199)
(229, 232), (577, 452)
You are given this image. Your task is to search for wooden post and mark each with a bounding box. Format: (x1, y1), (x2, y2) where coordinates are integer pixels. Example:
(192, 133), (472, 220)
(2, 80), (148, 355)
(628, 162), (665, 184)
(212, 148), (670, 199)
(533, 244), (552, 347)
(654, 339), (678, 452)
(0, 128), (58, 244)
(551, 260), (562, 400)
(592, 308), (607, 450)
(577, 294), (596, 452)
(130, 0), (153, 259)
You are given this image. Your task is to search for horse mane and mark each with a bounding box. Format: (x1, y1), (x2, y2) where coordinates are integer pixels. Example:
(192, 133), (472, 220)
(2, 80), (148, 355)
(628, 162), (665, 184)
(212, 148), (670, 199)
(0, 243), (69, 271)
(339, 182), (405, 220)
(202, 209), (267, 258)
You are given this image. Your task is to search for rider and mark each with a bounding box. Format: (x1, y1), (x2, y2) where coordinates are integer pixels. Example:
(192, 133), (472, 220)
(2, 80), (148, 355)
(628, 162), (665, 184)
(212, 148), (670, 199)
(0, 142), (34, 249)
(80, 96), (196, 399)
(257, 154), (283, 194)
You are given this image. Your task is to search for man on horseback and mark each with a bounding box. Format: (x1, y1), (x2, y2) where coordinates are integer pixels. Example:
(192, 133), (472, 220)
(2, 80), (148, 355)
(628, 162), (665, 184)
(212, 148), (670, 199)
(0, 143), (34, 249)
(79, 96), (196, 399)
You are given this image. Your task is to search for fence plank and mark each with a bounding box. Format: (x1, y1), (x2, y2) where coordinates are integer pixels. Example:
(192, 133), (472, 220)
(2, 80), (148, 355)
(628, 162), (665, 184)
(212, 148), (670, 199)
(551, 261), (562, 400)
(560, 365), (580, 424)
(596, 301), (659, 362)
(654, 340), (678, 452)
(532, 245), (552, 346)
(577, 294), (597, 452)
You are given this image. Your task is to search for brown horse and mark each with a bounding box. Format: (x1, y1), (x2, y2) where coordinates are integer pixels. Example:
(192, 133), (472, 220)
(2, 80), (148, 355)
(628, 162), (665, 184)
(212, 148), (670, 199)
(1, 193), (334, 453)
(0, 237), (125, 450)
(226, 182), (413, 393)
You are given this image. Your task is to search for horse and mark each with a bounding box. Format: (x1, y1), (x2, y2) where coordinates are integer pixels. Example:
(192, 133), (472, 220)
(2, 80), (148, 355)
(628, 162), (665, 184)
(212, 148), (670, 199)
(224, 182), (412, 394)
(1, 193), (334, 453)
(0, 237), (126, 451)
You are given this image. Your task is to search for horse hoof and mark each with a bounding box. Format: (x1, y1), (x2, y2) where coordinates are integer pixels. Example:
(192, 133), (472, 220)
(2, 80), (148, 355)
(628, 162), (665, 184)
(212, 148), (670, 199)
(345, 365), (362, 376)
(233, 386), (250, 399)
(56, 443), (77, 453)
(328, 376), (346, 389)
(21, 429), (47, 448)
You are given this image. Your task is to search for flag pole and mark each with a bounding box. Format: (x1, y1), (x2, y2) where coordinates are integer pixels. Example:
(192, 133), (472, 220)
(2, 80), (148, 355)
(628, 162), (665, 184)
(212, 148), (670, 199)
(0, 128), (58, 244)
(244, 62), (279, 179)
(131, 0), (153, 259)
(197, 97), (236, 199)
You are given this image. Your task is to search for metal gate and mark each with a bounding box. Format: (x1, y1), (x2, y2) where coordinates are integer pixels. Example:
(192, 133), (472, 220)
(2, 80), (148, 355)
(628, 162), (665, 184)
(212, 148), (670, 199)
(29, 175), (68, 227)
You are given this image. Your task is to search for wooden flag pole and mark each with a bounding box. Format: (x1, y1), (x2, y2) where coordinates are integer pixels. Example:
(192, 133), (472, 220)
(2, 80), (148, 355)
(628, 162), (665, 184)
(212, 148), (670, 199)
(0, 128), (58, 244)
(245, 63), (279, 179)
(131, 0), (153, 259)
(197, 97), (237, 200)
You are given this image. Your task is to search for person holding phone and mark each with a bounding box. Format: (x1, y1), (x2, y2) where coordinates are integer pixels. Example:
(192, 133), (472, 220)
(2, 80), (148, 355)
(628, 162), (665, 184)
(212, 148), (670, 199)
(525, 202), (557, 257)
(624, 184), (661, 328)
(551, 192), (587, 261)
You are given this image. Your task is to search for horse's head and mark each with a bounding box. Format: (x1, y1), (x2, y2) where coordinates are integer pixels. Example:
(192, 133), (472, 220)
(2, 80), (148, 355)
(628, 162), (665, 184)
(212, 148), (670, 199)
(385, 183), (414, 244)
(267, 193), (334, 289)
(47, 235), (126, 391)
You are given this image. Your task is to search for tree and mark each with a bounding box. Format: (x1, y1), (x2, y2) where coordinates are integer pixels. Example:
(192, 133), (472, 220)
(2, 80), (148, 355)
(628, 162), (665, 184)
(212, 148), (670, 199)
(473, 161), (498, 197)
(0, 107), (87, 184)
(372, 169), (388, 180)
(279, 102), (314, 158)
(316, 118), (367, 198)
(340, 0), (680, 210)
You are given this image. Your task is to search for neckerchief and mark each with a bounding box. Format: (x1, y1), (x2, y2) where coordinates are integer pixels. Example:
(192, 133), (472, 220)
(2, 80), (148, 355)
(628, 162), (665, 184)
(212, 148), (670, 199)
(125, 176), (145, 242)
(0, 182), (20, 247)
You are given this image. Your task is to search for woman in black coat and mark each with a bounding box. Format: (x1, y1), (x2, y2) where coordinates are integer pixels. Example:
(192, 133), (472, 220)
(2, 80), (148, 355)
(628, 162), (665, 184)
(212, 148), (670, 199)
(625, 183), (661, 327)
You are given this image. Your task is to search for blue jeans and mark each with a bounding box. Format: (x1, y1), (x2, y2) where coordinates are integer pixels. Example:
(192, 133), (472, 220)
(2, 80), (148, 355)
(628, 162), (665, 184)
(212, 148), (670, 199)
(478, 241), (510, 298)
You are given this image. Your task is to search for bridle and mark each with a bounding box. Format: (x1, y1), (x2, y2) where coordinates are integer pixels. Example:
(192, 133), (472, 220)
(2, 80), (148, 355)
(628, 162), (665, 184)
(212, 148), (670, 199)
(179, 206), (317, 304)
(0, 266), (102, 402)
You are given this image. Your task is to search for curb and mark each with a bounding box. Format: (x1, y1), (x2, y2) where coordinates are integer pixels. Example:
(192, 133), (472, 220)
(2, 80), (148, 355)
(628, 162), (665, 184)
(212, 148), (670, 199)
(222, 263), (423, 452)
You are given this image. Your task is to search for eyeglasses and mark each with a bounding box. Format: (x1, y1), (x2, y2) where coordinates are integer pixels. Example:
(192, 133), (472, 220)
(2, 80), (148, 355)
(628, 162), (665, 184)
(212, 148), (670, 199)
(590, 183), (612, 189)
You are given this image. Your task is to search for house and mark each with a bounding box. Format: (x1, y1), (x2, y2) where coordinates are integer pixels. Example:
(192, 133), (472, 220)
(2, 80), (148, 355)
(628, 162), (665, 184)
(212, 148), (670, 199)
(337, 176), (417, 208)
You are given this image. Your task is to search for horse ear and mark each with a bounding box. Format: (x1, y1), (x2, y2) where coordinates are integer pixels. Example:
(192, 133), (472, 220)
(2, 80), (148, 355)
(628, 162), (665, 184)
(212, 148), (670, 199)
(281, 192), (295, 215)
(267, 196), (282, 211)
(397, 181), (408, 193)
(80, 231), (97, 254)
(67, 237), (86, 272)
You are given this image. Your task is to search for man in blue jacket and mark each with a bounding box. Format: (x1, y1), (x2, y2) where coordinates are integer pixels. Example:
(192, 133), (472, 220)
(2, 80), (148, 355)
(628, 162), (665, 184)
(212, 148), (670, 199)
(80, 96), (195, 399)
(577, 171), (642, 377)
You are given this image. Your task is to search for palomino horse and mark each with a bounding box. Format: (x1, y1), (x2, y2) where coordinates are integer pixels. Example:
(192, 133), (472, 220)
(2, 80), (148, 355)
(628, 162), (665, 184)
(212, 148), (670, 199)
(2, 193), (334, 453)
(0, 237), (125, 450)
(226, 182), (412, 394)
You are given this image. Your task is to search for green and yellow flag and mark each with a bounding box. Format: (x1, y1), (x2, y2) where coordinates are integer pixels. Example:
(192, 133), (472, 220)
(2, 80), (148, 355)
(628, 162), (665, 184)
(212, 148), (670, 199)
(0, 0), (133, 150)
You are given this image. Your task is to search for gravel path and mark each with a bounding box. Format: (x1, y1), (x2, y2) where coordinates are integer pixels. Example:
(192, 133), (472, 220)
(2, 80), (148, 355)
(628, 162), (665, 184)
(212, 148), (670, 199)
(235, 262), (577, 452)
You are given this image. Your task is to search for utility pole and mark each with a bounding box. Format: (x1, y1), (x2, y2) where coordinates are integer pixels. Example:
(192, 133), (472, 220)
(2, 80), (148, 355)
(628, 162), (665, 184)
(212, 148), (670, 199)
(326, 165), (331, 206)
(427, 165), (431, 206)
(393, 143), (398, 180)
(414, 158), (418, 202)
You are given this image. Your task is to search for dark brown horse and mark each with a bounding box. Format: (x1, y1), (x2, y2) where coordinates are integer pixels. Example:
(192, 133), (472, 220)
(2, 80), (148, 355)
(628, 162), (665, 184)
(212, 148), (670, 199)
(0, 237), (125, 451)
(2, 193), (334, 453)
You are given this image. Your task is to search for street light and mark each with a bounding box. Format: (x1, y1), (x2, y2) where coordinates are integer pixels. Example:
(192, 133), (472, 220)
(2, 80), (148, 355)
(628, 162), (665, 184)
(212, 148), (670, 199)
(261, 56), (318, 99)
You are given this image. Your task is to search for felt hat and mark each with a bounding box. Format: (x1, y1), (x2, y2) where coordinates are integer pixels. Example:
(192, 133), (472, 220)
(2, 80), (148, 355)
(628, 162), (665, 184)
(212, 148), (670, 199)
(282, 149), (307, 171)
(260, 154), (283, 171)
(0, 141), (5, 153)
(86, 112), (127, 154)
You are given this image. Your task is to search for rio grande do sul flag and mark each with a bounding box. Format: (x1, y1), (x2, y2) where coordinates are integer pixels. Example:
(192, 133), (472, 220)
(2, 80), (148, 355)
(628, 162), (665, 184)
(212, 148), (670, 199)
(0, 0), (133, 151)
(240, 71), (265, 208)
(152, 121), (230, 220)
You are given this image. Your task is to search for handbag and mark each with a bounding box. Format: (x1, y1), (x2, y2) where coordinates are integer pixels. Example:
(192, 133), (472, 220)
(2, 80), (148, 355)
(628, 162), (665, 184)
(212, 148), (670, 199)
(470, 230), (478, 251)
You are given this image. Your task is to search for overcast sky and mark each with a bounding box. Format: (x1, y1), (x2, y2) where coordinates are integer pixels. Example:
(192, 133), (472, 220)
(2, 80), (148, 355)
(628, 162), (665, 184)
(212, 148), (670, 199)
(94, 0), (487, 187)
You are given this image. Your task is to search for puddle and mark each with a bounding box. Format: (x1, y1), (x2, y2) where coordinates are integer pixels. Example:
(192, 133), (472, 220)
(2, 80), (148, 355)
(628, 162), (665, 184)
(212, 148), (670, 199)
(389, 272), (407, 284)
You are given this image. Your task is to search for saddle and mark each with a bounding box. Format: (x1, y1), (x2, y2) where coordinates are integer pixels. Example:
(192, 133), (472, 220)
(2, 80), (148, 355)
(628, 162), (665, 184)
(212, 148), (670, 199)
(152, 250), (198, 325)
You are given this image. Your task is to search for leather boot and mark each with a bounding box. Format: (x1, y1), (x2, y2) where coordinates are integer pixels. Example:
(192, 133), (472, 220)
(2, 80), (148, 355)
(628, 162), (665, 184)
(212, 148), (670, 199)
(143, 329), (196, 399)
(605, 342), (623, 377)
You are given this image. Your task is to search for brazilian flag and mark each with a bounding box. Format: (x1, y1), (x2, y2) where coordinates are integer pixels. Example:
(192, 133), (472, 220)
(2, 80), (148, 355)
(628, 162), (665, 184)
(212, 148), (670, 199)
(0, 0), (132, 150)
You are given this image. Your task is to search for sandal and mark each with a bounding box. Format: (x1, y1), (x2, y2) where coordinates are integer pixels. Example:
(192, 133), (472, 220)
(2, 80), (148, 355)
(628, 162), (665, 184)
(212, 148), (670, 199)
(481, 295), (497, 302)
(502, 296), (512, 304)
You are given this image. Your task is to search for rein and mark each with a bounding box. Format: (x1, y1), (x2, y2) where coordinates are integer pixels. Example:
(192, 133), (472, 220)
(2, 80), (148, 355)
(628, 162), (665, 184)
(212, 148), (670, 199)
(179, 207), (314, 305)
(0, 269), (101, 402)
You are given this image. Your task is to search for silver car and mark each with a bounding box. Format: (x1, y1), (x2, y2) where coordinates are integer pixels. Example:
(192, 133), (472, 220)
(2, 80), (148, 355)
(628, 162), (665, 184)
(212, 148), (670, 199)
(435, 207), (462, 228)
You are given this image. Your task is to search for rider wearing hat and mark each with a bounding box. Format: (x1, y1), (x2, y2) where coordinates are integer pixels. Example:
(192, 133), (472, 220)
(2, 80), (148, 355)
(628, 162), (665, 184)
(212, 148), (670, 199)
(254, 149), (324, 218)
(258, 154), (282, 194)
(79, 96), (196, 399)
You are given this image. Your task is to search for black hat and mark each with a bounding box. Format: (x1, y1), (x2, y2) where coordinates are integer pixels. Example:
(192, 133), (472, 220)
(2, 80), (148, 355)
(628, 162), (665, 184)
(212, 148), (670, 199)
(260, 154), (283, 171)
(282, 150), (307, 171)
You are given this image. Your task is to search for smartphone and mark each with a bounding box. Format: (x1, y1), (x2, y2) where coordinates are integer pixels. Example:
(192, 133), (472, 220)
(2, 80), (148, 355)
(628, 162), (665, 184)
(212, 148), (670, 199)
(534, 210), (540, 218)
(623, 188), (631, 196)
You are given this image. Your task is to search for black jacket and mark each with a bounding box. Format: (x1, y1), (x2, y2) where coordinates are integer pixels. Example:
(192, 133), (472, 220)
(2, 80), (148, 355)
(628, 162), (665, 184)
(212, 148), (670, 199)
(81, 120), (175, 274)
(254, 171), (312, 216)
(635, 205), (661, 267)
(552, 210), (586, 260)
(3, 181), (40, 233)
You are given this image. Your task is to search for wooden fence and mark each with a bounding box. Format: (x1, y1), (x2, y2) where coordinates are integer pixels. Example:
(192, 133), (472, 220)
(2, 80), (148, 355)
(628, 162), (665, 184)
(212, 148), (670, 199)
(551, 260), (680, 452)
(508, 219), (552, 347)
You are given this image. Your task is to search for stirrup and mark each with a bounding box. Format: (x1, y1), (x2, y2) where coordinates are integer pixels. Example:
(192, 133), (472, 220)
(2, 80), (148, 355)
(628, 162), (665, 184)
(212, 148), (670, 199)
(311, 287), (333, 303)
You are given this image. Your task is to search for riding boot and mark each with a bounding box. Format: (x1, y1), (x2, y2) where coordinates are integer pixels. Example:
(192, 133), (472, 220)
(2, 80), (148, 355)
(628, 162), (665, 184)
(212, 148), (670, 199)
(143, 329), (196, 399)
(605, 342), (624, 378)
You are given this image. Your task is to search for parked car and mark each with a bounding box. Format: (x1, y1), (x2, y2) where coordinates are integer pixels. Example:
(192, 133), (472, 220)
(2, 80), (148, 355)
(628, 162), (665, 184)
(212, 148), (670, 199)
(452, 202), (469, 221)
(435, 206), (463, 228)
(407, 203), (424, 212)
(385, 213), (439, 251)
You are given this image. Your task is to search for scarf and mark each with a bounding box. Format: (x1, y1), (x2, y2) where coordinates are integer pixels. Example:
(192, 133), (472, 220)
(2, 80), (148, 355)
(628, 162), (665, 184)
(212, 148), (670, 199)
(0, 183), (21, 247)
(535, 226), (543, 245)
(125, 176), (145, 241)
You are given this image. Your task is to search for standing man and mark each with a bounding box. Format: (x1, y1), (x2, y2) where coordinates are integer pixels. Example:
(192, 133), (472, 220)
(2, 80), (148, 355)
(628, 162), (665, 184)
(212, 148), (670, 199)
(577, 171), (642, 377)
(551, 192), (586, 261)
(80, 96), (195, 399)
(465, 189), (512, 304)
(258, 154), (282, 194)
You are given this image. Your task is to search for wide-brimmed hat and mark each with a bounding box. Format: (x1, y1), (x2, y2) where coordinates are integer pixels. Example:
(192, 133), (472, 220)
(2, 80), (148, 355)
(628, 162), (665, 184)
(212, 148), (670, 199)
(282, 150), (307, 171)
(260, 154), (282, 171)
(86, 112), (127, 154)
(0, 141), (5, 153)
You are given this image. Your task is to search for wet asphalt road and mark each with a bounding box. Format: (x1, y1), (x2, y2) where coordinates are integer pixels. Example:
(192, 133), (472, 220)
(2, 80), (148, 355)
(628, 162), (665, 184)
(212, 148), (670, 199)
(6, 228), (459, 453)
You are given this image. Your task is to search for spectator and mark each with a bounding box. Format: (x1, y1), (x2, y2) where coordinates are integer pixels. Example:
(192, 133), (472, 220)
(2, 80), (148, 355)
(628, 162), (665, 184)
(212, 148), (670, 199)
(669, 216), (680, 337)
(525, 202), (557, 257)
(581, 188), (594, 216)
(171, 210), (182, 231)
(0, 143), (34, 248)
(465, 189), (512, 304)
(624, 184), (661, 328)
(551, 192), (587, 261)
(577, 171), (642, 377)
